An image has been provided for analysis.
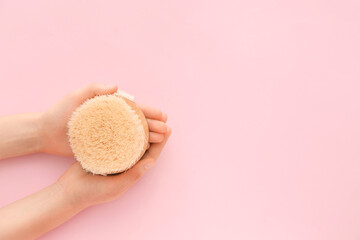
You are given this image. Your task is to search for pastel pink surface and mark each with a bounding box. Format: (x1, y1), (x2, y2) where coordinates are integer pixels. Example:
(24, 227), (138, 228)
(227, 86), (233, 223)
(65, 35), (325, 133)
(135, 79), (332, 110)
(0, 0), (360, 239)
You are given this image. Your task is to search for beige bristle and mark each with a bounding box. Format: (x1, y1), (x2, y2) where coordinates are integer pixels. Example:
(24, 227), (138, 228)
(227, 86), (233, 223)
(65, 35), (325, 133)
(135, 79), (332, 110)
(67, 94), (149, 175)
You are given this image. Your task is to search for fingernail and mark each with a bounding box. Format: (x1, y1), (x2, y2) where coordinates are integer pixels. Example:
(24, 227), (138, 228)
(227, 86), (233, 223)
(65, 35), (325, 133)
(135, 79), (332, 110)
(162, 113), (168, 123)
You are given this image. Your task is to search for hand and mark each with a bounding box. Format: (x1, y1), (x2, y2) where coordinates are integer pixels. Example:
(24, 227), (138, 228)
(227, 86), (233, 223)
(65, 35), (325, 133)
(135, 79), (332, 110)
(39, 83), (168, 156)
(0, 83), (171, 240)
(57, 126), (171, 209)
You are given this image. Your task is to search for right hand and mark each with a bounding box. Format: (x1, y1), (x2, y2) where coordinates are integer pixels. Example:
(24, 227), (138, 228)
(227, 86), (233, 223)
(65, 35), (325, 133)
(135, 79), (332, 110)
(56, 123), (171, 209)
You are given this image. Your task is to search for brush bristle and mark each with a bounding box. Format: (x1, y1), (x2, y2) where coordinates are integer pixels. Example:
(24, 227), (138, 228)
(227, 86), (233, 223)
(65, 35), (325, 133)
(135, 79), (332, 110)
(67, 95), (148, 175)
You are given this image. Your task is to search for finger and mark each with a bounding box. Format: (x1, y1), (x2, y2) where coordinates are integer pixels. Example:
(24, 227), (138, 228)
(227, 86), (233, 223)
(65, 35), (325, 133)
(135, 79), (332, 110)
(143, 126), (172, 161)
(111, 127), (171, 186)
(137, 104), (167, 122)
(149, 132), (164, 143)
(73, 83), (118, 102)
(147, 119), (167, 133)
(162, 113), (168, 123)
(86, 82), (118, 97)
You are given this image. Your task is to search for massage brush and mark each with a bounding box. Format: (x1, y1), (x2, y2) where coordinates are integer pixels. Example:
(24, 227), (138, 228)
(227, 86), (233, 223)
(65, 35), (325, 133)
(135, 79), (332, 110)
(67, 91), (149, 175)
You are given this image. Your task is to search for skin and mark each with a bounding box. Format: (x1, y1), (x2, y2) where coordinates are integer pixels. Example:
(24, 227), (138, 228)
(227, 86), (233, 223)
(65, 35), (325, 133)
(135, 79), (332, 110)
(0, 83), (171, 240)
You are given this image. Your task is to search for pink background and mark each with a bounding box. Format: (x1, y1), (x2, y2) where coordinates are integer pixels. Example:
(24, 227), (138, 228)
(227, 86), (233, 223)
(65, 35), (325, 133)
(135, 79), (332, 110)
(0, 0), (360, 239)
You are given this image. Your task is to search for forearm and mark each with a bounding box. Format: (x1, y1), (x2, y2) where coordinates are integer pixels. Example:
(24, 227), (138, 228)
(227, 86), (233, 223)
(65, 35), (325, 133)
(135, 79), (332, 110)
(0, 182), (85, 240)
(0, 113), (43, 159)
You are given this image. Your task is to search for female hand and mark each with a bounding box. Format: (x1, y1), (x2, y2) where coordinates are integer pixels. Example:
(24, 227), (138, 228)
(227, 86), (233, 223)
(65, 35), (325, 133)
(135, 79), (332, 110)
(0, 106), (171, 240)
(57, 126), (171, 209)
(39, 83), (168, 156)
(0, 83), (171, 240)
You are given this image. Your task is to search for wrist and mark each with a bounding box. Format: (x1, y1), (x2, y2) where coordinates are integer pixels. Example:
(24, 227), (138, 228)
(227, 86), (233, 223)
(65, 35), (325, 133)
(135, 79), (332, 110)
(55, 174), (95, 210)
(37, 112), (56, 155)
(34, 112), (46, 153)
(51, 181), (89, 213)
(36, 112), (47, 153)
(0, 113), (45, 159)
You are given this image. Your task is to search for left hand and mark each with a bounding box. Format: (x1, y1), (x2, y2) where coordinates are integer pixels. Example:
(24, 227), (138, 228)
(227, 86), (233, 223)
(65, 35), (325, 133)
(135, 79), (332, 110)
(39, 83), (168, 156)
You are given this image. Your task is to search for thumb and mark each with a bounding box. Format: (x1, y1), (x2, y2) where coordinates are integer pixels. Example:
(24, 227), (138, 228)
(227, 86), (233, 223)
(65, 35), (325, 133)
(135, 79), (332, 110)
(89, 83), (118, 96)
(73, 83), (118, 102)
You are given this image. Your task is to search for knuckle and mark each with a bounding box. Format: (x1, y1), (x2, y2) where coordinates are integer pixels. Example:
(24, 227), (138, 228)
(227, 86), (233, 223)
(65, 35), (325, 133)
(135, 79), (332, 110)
(88, 82), (101, 91)
(159, 123), (167, 132)
(155, 110), (163, 119)
(89, 82), (100, 87)
(66, 91), (80, 100)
